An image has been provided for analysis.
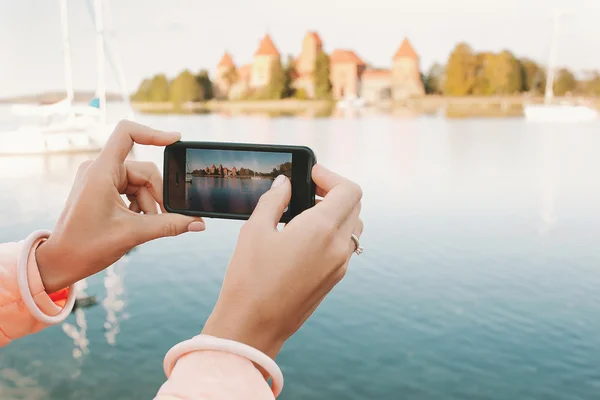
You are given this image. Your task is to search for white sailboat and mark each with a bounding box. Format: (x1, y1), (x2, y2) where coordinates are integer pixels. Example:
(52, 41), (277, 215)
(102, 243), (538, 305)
(524, 11), (598, 122)
(0, 0), (130, 155)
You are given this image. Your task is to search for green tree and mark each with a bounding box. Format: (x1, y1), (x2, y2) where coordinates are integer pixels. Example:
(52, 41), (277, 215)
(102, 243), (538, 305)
(581, 72), (600, 96)
(423, 63), (444, 94)
(444, 43), (477, 96)
(553, 68), (576, 96)
(282, 55), (296, 98)
(131, 78), (152, 101)
(265, 58), (287, 99)
(488, 51), (522, 95)
(196, 69), (214, 100)
(472, 52), (494, 95)
(169, 70), (200, 104)
(149, 74), (170, 102)
(314, 50), (332, 99)
(472, 51), (522, 95)
(519, 58), (546, 94)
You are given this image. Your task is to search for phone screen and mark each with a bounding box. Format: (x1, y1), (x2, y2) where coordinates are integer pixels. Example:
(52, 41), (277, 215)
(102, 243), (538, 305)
(185, 148), (292, 215)
(165, 142), (315, 221)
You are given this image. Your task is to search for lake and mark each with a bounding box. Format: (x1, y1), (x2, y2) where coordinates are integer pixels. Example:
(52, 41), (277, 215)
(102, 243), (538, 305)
(1, 110), (600, 400)
(187, 176), (272, 215)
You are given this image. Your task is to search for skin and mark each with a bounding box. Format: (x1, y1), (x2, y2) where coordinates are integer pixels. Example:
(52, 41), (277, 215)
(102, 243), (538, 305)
(36, 120), (363, 359)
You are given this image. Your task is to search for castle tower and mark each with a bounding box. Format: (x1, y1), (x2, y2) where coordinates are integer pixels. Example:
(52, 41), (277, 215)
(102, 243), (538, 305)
(392, 38), (425, 100)
(215, 52), (236, 99)
(294, 31), (323, 98)
(251, 34), (281, 89)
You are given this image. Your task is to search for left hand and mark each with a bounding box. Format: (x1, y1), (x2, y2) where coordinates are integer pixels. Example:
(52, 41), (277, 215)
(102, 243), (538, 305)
(35, 120), (206, 293)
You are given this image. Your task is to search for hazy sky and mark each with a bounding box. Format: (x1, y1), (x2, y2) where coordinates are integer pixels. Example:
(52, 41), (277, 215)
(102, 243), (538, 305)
(1, 0), (599, 98)
(187, 149), (291, 172)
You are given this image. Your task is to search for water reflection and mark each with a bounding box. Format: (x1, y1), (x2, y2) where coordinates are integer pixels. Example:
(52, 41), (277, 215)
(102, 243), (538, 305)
(61, 280), (89, 363)
(102, 259), (127, 346)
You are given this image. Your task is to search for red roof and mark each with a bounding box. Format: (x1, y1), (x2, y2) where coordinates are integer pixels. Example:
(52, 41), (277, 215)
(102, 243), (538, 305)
(330, 49), (365, 65)
(255, 34), (280, 57)
(394, 38), (418, 60)
(307, 31), (323, 47)
(218, 52), (235, 68)
(237, 64), (252, 81)
(362, 69), (391, 80)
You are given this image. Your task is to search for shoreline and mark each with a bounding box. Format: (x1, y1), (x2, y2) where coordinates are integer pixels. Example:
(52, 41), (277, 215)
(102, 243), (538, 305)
(131, 96), (600, 118)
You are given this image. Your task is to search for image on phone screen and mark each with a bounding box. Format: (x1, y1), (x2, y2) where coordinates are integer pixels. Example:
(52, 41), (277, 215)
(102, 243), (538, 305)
(184, 149), (292, 215)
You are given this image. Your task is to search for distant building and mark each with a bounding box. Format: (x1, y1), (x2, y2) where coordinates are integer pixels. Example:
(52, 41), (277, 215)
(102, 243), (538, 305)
(361, 69), (392, 104)
(329, 49), (366, 99)
(392, 38), (425, 100)
(229, 64), (252, 100)
(293, 32), (323, 98)
(210, 164), (216, 174)
(251, 34), (281, 89)
(214, 52), (236, 100)
(231, 166), (237, 176)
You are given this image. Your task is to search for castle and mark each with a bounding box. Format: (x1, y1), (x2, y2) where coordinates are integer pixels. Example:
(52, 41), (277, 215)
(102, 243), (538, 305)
(214, 32), (425, 103)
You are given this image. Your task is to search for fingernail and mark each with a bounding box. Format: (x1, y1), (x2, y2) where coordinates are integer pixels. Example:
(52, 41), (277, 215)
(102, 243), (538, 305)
(271, 175), (287, 188)
(168, 131), (182, 140)
(188, 221), (206, 232)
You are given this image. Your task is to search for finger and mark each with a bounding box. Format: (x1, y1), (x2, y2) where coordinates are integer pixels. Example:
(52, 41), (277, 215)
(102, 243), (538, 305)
(124, 161), (165, 211)
(130, 213), (206, 244)
(314, 179), (362, 227)
(128, 199), (141, 213)
(248, 175), (291, 229)
(135, 187), (159, 214)
(98, 120), (181, 165)
(312, 164), (346, 198)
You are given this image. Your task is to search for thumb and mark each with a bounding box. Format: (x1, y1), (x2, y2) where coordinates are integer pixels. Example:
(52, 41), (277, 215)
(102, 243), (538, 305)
(134, 213), (206, 243)
(249, 175), (291, 229)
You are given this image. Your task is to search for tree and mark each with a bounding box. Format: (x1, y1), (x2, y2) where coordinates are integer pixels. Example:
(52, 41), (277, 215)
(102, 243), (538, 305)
(131, 78), (152, 101)
(519, 58), (546, 94)
(581, 71), (600, 96)
(423, 63), (444, 94)
(169, 70), (200, 104)
(314, 50), (332, 99)
(196, 69), (214, 100)
(282, 55), (296, 98)
(487, 51), (522, 95)
(553, 68), (576, 96)
(472, 52), (494, 95)
(149, 74), (170, 102)
(444, 43), (477, 96)
(265, 58), (287, 99)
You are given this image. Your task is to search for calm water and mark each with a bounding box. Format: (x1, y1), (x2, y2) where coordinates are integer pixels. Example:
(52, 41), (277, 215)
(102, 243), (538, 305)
(187, 176), (272, 214)
(1, 110), (600, 399)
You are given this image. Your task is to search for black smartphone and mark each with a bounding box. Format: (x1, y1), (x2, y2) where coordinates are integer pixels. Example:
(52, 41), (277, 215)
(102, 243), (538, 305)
(164, 141), (316, 222)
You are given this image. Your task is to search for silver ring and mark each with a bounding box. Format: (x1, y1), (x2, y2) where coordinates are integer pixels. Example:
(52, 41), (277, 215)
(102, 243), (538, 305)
(351, 234), (363, 255)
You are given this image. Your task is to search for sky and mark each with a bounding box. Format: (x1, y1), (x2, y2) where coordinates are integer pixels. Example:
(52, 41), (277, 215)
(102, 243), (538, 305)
(187, 149), (291, 173)
(1, 0), (600, 98)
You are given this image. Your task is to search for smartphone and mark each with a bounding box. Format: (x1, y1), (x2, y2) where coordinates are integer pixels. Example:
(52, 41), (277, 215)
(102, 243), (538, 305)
(164, 141), (316, 222)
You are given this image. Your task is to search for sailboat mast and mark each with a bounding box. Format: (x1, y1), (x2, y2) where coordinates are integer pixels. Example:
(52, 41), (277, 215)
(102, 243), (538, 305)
(58, 0), (74, 105)
(544, 10), (561, 104)
(94, 0), (107, 124)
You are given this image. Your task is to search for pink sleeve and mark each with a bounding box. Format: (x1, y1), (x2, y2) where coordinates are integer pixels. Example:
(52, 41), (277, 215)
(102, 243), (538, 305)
(155, 350), (275, 400)
(0, 239), (68, 347)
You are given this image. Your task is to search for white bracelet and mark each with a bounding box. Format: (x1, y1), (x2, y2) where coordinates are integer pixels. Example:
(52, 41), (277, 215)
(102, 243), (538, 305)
(17, 229), (76, 325)
(164, 334), (284, 397)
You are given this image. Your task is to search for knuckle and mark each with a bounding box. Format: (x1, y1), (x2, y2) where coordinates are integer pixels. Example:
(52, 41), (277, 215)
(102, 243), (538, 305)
(115, 119), (132, 133)
(162, 222), (179, 237)
(334, 264), (348, 283)
(78, 160), (94, 171)
(349, 182), (363, 200)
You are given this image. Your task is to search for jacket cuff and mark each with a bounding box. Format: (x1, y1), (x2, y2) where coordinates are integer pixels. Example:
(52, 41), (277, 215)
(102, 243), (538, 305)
(27, 236), (68, 315)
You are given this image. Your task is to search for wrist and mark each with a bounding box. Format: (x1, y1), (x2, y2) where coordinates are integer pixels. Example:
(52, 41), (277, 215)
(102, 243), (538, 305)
(202, 306), (286, 360)
(35, 239), (70, 293)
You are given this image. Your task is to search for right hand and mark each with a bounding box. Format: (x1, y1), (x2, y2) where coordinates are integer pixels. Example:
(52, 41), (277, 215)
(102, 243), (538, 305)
(202, 164), (363, 358)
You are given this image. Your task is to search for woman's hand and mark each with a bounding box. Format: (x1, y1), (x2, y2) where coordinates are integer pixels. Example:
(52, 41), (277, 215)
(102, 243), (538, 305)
(202, 164), (363, 358)
(35, 120), (206, 293)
